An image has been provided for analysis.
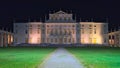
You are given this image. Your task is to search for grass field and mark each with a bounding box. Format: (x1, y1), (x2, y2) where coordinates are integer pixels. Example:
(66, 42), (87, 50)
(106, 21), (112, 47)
(67, 47), (120, 68)
(0, 47), (55, 68)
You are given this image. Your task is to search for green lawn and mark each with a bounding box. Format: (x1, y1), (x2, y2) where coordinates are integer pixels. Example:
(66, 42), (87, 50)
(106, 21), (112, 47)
(0, 47), (55, 68)
(67, 47), (120, 68)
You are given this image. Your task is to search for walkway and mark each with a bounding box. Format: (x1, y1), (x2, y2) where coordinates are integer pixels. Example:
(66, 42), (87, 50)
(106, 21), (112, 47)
(38, 48), (84, 68)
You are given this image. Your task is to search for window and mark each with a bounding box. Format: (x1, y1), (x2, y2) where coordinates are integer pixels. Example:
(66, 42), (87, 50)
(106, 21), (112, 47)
(73, 29), (74, 34)
(25, 30), (28, 34)
(82, 29), (84, 34)
(47, 25), (49, 27)
(94, 25), (96, 27)
(109, 36), (111, 39)
(51, 38), (53, 42)
(29, 28), (32, 34)
(89, 25), (92, 27)
(69, 38), (71, 43)
(90, 30), (92, 34)
(37, 29), (40, 34)
(94, 29), (96, 34)
(29, 25), (32, 27)
(82, 25), (84, 27)
(38, 25), (40, 29)
(15, 38), (17, 43)
(64, 38), (67, 42)
(112, 35), (114, 39)
(104, 38), (106, 43)
(72, 25), (75, 27)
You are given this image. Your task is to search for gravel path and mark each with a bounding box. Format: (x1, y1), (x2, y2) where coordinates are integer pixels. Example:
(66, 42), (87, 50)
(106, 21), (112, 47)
(38, 48), (84, 68)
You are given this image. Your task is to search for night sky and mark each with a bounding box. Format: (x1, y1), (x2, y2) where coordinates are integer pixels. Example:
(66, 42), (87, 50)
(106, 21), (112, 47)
(0, 0), (120, 31)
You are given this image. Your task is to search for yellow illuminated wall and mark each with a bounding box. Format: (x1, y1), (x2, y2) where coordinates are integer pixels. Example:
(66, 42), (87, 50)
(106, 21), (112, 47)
(80, 22), (108, 44)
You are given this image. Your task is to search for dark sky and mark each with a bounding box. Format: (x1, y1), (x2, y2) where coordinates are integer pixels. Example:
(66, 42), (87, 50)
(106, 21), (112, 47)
(0, 0), (120, 31)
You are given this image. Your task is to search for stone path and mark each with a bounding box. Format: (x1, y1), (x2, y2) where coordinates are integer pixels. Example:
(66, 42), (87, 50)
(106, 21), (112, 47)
(38, 48), (84, 68)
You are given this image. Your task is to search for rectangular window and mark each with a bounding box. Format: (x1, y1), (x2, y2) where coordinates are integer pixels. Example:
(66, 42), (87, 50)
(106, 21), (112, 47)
(15, 38), (17, 43)
(94, 29), (96, 34)
(47, 25), (49, 27)
(37, 29), (40, 34)
(82, 29), (84, 34)
(37, 38), (40, 43)
(73, 29), (74, 34)
(104, 38), (106, 43)
(25, 30), (28, 34)
(90, 30), (92, 34)
(29, 28), (32, 34)
(29, 25), (32, 28)
(94, 25), (96, 27)
(72, 25), (75, 27)
(89, 25), (92, 27)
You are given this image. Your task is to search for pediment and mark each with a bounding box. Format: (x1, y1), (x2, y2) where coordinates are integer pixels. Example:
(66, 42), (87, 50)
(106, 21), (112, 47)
(55, 10), (67, 14)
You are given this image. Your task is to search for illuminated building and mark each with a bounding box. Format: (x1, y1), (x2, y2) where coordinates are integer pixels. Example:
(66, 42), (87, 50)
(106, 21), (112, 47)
(0, 30), (13, 47)
(14, 10), (108, 45)
(108, 30), (120, 46)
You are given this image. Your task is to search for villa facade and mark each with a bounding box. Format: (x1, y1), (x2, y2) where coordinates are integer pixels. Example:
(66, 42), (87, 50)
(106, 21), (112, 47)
(0, 30), (13, 47)
(108, 30), (120, 46)
(13, 11), (108, 45)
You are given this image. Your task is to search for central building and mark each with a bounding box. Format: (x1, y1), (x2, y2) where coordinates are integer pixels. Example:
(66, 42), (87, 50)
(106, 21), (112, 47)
(14, 10), (108, 45)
